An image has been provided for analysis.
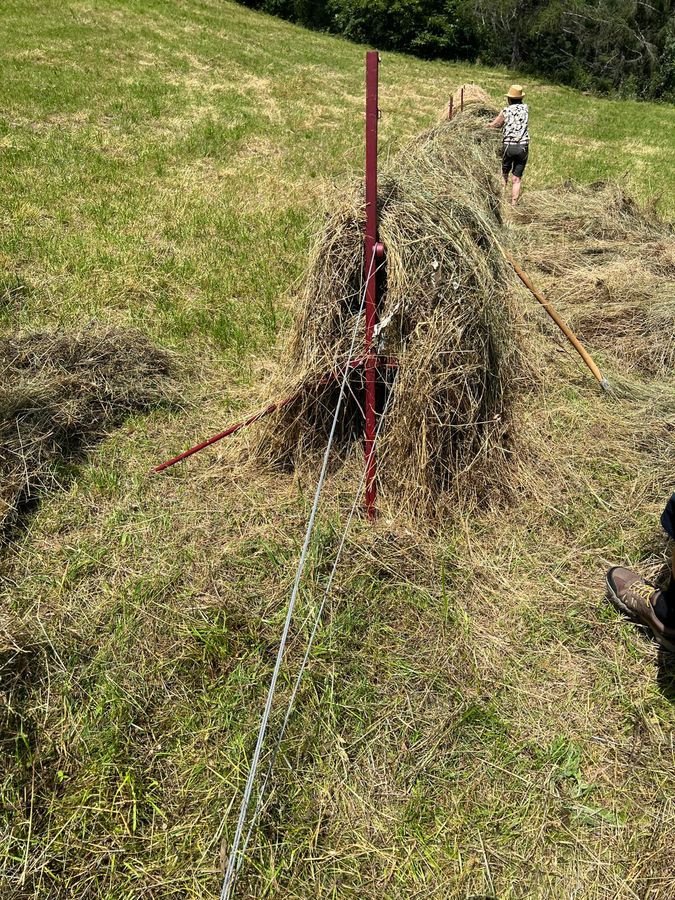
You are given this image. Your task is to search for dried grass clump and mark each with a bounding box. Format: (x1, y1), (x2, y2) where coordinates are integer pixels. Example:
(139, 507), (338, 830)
(450, 83), (495, 113)
(0, 328), (173, 538)
(514, 180), (669, 241)
(258, 94), (533, 513)
(558, 262), (675, 375)
(512, 180), (675, 376)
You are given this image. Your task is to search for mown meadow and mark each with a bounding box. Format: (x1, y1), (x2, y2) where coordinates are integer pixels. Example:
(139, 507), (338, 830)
(2, 1), (675, 897)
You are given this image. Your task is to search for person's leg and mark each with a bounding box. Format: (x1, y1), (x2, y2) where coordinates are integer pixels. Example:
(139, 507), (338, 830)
(510, 147), (527, 205)
(654, 543), (675, 625)
(501, 147), (512, 192)
(606, 494), (675, 649)
(511, 176), (522, 205)
(654, 494), (675, 625)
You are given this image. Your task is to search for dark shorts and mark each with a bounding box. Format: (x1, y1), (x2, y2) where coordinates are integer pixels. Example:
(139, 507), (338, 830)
(662, 494), (675, 540)
(502, 143), (529, 178)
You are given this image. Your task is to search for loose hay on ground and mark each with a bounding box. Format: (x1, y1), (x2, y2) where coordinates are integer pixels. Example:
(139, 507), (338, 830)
(514, 180), (668, 241)
(512, 181), (675, 377)
(0, 328), (174, 539)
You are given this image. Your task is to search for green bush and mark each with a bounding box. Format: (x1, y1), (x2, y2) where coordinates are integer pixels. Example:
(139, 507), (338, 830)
(653, 30), (675, 98)
(329, 0), (478, 58)
(241, 0), (480, 60)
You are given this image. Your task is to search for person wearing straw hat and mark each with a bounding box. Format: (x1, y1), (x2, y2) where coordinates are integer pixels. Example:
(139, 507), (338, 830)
(489, 84), (529, 206)
(606, 495), (675, 651)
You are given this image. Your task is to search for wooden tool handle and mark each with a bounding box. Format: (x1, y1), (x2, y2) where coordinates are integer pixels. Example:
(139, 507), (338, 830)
(505, 250), (609, 391)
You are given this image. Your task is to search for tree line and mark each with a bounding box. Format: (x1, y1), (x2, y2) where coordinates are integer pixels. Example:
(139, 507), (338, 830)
(238, 0), (675, 99)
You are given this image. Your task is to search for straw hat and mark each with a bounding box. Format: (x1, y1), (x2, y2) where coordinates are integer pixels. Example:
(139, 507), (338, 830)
(507, 84), (524, 99)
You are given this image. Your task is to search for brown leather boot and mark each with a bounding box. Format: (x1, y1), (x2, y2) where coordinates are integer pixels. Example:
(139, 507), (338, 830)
(606, 566), (675, 652)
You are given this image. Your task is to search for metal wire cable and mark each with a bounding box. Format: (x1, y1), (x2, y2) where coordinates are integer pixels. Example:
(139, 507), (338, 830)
(234, 366), (399, 880)
(219, 247), (378, 900)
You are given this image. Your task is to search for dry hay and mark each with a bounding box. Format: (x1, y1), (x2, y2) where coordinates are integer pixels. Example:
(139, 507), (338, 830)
(256, 94), (535, 514)
(514, 180), (667, 241)
(256, 95), (673, 511)
(0, 328), (173, 539)
(448, 83), (494, 115)
(512, 181), (675, 376)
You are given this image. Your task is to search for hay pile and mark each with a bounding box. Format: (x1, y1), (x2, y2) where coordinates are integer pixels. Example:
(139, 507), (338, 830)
(255, 88), (674, 513)
(0, 328), (173, 539)
(258, 95), (533, 512)
(449, 83), (496, 116)
(514, 181), (675, 376)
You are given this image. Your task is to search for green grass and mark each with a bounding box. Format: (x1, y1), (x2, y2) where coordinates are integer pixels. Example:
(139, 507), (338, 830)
(2, 1), (675, 898)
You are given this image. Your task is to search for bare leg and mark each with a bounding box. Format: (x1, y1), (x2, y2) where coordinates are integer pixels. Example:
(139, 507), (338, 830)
(511, 176), (522, 205)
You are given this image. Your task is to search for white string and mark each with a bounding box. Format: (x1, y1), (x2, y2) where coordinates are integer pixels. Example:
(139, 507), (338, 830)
(219, 247), (378, 900)
(234, 365), (399, 879)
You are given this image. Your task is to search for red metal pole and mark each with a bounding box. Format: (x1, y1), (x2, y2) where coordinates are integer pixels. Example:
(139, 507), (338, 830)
(151, 356), (371, 474)
(460, 86), (464, 112)
(364, 51), (380, 520)
(152, 401), (286, 473)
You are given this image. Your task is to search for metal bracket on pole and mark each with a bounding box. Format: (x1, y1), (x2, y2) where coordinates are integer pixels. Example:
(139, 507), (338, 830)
(364, 51), (381, 521)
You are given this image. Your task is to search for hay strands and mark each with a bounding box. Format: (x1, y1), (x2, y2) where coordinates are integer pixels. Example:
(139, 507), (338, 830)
(152, 355), (398, 473)
(504, 249), (610, 392)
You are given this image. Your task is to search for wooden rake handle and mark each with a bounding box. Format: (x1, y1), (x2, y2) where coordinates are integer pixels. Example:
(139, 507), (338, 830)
(505, 250), (610, 392)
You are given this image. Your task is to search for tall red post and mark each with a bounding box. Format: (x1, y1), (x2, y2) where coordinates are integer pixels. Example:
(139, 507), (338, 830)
(448, 96), (454, 120)
(364, 51), (380, 520)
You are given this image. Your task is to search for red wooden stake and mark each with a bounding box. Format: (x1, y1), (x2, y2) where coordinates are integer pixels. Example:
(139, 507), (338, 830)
(364, 51), (380, 520)
(460, 86), (464, 112)
(448, 96), (453, 120)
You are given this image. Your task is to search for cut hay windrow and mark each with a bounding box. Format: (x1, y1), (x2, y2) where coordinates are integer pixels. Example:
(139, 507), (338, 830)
(515, 180), (669, 241)
(515, 181), (675, 377)
(0, 329), (173, 539)
(257, 97), (533, 513)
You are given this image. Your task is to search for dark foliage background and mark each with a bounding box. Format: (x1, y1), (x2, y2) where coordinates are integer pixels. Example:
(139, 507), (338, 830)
(238, 0), (675, 99)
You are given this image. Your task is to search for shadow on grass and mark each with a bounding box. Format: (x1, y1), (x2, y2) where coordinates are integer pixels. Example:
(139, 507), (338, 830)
(656, 648), (675, 702)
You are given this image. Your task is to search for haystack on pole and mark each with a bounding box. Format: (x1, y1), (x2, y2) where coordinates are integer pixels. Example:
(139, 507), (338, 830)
(364, 51), (383, 520)
(254, 80), (529, 515)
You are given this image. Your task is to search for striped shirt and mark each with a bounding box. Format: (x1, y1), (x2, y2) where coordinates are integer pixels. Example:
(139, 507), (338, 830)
(502, 103), (529, 145)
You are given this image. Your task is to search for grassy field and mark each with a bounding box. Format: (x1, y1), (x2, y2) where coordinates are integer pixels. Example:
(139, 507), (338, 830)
(2, 1), (675, 898)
